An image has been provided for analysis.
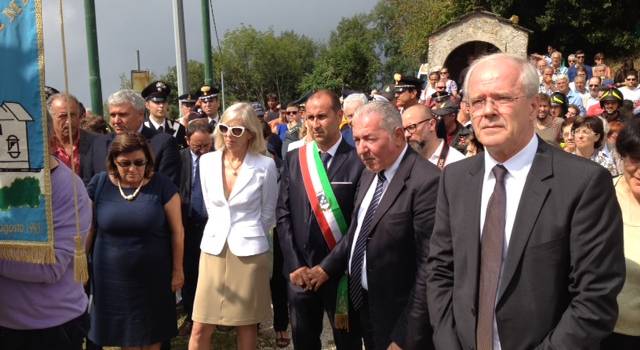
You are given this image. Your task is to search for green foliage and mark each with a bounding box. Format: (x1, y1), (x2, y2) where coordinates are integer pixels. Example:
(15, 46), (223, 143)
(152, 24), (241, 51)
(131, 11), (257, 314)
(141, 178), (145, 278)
(212, 26), (318, 104)
(300, 16), (380, 94)
(0, 177), (41, 210)
(160, 60), (206, 118)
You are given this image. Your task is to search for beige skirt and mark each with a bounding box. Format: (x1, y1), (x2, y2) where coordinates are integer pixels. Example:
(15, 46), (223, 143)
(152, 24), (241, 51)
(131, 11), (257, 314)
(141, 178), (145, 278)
(192, 245), (271, 326)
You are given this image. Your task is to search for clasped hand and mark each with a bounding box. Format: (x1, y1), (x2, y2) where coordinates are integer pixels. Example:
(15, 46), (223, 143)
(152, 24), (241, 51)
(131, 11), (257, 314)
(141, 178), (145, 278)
(289, 266), (329, 291)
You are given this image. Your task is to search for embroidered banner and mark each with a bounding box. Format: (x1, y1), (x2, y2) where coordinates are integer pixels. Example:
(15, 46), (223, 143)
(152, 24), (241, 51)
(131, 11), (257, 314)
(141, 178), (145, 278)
(0, 0), (54, 263)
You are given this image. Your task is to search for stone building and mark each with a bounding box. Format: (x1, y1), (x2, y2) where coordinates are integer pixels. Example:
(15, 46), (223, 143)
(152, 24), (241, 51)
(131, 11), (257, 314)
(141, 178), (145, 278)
(421, 10), (532, 86)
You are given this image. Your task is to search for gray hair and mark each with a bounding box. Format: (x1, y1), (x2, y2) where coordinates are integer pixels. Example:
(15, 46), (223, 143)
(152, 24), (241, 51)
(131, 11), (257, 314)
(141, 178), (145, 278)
(463, 53), (539, 98)
(353, 101), (402, 134)
(343, 93), (368, 111)
(107, 89), (145, 112)
(555, 74), (569, 83)
(46, 93), (80, 115)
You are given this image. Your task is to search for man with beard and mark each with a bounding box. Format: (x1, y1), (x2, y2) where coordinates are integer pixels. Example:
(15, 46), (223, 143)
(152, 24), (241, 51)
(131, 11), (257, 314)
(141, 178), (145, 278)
(402, 104), (464, 169)
(142, 81), (187, 148)
(393, 74), (421, 113)
(534, 93), (563, 147)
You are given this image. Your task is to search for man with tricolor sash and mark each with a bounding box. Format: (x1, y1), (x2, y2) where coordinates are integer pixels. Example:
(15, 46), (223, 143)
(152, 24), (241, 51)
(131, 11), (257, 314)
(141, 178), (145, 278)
(277, 90), (364, 350)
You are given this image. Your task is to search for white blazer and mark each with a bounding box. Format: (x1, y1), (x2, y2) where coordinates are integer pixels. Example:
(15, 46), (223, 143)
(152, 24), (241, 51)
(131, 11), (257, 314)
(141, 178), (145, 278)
(199, 150), (278, 256)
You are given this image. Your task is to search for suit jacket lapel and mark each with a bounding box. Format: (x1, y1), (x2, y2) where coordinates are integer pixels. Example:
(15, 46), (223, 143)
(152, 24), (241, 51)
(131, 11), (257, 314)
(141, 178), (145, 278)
(366, 148), (416, 237)
(228, 152), (257, 201)
(465, 155), (485, 304)
(327, 140), (350, 180)
(497, 141), (553, 304)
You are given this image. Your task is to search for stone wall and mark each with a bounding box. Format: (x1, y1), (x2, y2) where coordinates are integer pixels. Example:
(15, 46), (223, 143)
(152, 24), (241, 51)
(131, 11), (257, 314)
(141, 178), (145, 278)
(427, 12), (530, 69)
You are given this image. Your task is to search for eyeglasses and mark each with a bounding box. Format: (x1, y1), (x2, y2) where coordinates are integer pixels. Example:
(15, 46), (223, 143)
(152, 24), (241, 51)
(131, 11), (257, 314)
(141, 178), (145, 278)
(403, 118), (433, 134)
(572, 128), (596, 136)
(285, 111), (298, 115)
(116, 159), (147, 168)
(190, 143), (211, 151)
(436, 86), (446, 89)
(468, 95), (524, 112)
(576, 55), (585, 59)
(568, 60), (576, 63)
(218, 123), (246, 137)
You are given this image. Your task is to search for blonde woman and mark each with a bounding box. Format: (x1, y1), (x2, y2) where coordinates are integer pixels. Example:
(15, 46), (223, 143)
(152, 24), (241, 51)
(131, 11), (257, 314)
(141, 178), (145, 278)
(189, 103), (278, 350)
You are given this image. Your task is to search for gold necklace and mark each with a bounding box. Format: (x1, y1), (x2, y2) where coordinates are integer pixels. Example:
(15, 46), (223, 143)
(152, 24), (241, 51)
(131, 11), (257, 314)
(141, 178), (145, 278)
(117, 179), (144, 201)
(224, 157), (243, 176)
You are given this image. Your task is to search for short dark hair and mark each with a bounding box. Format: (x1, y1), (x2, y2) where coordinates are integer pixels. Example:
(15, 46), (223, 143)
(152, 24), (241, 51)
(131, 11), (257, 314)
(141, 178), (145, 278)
(106, 132), (155, 180)
(186, 119), (213, 138)
(626, 70), (638, 78)
(537, 93), (550, 105)
(266, 93), (278, 101)
(616, 119), (640, 159)
(575, 49), (584, 55)
(572, 117), (605, 149)
(308, 89), (341, 112)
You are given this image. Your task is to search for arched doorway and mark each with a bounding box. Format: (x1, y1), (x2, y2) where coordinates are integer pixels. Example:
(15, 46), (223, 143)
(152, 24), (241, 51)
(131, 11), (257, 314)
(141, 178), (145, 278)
(443, 41), (500, 87)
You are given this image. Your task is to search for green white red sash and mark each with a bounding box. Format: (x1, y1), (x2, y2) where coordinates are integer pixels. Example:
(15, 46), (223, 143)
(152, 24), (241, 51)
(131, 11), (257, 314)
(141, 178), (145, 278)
(298, 142), (348, 249)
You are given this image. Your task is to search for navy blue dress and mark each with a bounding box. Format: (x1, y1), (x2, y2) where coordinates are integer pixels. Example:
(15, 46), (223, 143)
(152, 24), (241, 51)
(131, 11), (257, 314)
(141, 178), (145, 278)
(87, 172), (178, 347)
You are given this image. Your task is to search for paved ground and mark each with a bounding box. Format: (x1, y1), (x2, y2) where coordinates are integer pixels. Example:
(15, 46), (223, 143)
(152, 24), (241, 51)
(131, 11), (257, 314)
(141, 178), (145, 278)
(103, 307), (337, 350)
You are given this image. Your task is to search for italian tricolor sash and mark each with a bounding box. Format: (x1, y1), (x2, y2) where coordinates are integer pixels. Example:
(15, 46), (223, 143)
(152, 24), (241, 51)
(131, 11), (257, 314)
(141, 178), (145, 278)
(298, 142), (348, 249)
(299, 141), (351, 330)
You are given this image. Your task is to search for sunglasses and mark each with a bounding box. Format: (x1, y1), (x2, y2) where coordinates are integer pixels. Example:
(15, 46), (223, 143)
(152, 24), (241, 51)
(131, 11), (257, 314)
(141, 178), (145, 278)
(218, 123), (246, 137)
(116, 159), (147, 168)
(285, 111), (298, 115)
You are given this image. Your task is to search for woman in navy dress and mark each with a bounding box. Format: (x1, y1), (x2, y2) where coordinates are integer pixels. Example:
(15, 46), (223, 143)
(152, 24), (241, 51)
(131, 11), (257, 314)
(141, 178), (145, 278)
(87, 133), (184, 349)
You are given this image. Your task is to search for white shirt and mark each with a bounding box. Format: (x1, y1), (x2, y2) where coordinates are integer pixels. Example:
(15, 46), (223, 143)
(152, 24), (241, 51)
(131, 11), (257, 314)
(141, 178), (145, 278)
(480, 134), (538, 350)
(148, 117), (165, 130)
(348, 145), (408, 290)
(619, 86), (640, 103)
(428, 140), (465, 167)
(319, 136), (342, 169)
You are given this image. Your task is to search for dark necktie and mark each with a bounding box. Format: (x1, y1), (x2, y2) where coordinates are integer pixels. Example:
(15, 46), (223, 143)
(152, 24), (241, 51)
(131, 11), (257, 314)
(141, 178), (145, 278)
(158, 124), (164, 133)
(190, 156), (206, 220)
(349, 171), (387, 310)
(320, 151), (332, 170)
(476, 164), (508, 350)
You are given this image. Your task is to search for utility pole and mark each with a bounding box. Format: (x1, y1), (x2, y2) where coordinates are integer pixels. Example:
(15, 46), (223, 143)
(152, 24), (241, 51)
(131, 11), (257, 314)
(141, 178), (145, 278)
(83, 0), (103, 116)
(200, 0), (213, 86)
(172, 0), (188, 95)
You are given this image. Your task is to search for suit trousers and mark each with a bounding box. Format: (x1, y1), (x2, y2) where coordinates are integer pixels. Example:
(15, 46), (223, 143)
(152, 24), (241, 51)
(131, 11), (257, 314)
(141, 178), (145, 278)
(353, 292), (375, 350)
(183, 220), (206, 319)
(270, 229), (289, 332)
(287, 278), (362, 350)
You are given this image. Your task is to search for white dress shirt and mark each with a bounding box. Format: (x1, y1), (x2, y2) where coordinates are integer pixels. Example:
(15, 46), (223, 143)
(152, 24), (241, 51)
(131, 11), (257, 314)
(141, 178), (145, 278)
(319, 136), (342, 169)
(480, 134), (538, 350)
(428, 139), (466, 167)
(348, 145), (408, 290)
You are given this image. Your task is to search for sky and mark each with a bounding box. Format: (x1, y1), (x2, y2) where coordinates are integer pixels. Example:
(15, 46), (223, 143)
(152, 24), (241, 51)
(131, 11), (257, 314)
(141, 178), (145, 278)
(42, 0), (379, 113)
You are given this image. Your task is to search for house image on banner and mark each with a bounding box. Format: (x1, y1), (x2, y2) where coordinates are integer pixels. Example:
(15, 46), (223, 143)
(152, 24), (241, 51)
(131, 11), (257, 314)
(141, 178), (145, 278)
(0, 101), (32, 170)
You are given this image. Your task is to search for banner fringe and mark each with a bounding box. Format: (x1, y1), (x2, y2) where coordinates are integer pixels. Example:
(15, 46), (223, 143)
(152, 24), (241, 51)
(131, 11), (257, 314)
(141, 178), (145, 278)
(0, 244), (55, 264)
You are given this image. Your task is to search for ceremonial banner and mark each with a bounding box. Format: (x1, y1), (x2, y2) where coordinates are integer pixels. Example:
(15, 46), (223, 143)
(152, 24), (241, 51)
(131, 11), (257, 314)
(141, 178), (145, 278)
(0, 0), (53, 263)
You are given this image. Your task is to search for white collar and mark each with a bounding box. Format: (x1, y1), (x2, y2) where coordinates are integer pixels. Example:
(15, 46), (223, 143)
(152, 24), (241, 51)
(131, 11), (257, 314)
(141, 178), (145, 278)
(428, 139), (446, 162)
(148, 117), (165, 130)
(319, 135), (343, 158)
(483, 134), (538, 181)
(384, 144), (408, 181)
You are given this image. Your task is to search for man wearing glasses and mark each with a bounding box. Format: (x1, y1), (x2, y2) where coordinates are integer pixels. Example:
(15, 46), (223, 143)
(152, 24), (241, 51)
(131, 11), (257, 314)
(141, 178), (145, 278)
(619, 70), (640, 105)
(585, 77), (602, 110)
(426, 53), (624, 350)
(402, 104), (465, 169)
(568, 49), (592, 82)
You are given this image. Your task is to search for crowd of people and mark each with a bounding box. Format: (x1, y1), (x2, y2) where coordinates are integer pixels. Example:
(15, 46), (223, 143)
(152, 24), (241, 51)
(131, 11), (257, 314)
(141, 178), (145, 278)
(0, 49), (639, 350)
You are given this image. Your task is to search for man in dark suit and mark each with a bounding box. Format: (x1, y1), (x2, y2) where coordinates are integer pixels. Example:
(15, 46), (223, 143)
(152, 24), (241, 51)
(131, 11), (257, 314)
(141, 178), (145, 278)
(85, 89), (181, 187)
(277, 90), (364, 350)
(141, 81), (187, 149)
(426, 53), (625, 350)
(177, 119), (213, 335)
(308, 101), (440, 350)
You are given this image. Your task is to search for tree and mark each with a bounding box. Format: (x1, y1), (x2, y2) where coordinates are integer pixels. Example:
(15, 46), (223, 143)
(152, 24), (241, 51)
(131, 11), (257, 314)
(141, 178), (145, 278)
(212, 26), (318, 104)
(300, 15), (380, 94)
